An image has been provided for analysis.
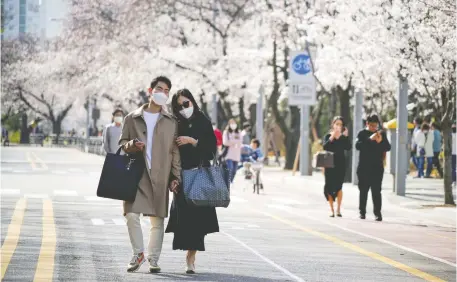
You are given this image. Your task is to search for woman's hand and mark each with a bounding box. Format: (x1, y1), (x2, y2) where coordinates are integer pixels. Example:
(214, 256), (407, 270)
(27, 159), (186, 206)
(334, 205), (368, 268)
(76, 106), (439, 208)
(343, 128), (349, 137)
(176, 136), (197, 146)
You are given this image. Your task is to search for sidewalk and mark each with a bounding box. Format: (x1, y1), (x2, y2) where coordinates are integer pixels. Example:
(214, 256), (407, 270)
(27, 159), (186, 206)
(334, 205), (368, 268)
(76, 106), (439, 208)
(253, 166), (456, 227)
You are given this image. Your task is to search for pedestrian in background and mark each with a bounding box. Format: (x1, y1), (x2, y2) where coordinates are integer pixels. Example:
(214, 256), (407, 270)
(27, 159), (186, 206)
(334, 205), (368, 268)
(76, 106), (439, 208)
(166, 88), (219, 274)
(223, 119), (242, 183)
(213, 122), (223, 154)
(431, 122), (444, 178)
(415, 123), (434, 178)
(323, 116), (351, 217)
(355, 114), (391, 221)
(241, 122), (251, 145)
(119, 76), (181, 274)
(411, 117), (422, 171)
(102, 109), (124, 154)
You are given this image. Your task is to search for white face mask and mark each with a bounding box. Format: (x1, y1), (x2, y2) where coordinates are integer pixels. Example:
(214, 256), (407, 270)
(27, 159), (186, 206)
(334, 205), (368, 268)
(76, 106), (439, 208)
(230, 124), (238, 130)
(151, 92), (168, 106)
(114, 116), (123, 124)
(179, 107), (194, 119)
(423, 130), (429, 134)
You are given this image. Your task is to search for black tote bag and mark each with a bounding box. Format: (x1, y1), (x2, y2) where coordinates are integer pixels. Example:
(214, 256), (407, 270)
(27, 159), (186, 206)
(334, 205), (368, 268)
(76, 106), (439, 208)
(313, 151), (335, 168)
(97, 147), (144, 202)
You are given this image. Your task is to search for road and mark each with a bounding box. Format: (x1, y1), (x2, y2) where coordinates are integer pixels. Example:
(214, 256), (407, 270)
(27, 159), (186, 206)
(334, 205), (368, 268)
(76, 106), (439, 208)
(1, 146), (456, 282)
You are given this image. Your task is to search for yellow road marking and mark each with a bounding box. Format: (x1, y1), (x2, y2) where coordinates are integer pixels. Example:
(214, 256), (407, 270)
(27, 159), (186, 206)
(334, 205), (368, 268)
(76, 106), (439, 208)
(34, 199), (56, 281)
(26, 152), (37, 170)
(1, 198), (27, 280)
(259, 211), (445, 282)
(31, 152), (48, 170)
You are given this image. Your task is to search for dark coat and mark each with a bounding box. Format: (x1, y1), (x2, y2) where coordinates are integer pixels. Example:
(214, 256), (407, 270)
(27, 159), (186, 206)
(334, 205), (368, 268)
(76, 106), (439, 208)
(323, 134), (351, 201)
(165, 111), (219, 247)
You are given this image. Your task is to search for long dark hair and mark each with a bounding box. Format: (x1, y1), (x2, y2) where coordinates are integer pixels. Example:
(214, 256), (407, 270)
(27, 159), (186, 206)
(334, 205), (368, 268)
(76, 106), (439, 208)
(225, 118), (239, 134)
(171, 88), (201, 121)
(329, 116), (345, 133)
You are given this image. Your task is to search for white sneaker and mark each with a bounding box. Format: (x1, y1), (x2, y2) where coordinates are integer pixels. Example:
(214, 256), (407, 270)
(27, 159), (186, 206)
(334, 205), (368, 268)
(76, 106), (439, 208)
(148, 259), (161, 273)
(127, 253), (145, 272)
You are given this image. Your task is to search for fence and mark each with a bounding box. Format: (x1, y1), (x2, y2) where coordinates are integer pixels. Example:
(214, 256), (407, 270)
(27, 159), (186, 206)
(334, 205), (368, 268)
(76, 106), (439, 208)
(28, 134), (106, 156)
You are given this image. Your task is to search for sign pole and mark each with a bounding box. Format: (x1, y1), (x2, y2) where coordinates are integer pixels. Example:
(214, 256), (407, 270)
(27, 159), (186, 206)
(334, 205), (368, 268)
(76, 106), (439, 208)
(395, 77), (408, 196)
(256, 85), (264, 155)
(300, 105), (310, 176)
(352, 89), (363, 185)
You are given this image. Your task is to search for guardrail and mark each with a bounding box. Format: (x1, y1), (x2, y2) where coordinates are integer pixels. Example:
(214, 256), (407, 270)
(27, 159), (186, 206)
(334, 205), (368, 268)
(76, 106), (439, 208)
(27, 134), (106, 156)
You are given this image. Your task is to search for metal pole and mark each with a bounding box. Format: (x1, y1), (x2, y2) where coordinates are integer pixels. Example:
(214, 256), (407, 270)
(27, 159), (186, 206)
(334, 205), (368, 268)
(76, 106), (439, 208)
(211, 0), (218, 127)
(395, 77), (408, 196)
(352, 89), (363, 185)
(85, 97), (92, 153)
(300, 105), (310, 176)
(256, 85), (264, 155)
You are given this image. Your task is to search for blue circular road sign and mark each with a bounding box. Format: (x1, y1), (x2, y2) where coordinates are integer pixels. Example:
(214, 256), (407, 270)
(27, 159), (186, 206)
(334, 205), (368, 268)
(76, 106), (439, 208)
(292, 54), (311, 75)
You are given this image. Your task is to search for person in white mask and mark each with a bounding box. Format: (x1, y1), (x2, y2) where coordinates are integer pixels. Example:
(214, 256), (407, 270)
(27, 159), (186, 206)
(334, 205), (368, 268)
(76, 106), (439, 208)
(102, 109), (124, 154)
(119, 76), (181, 274)
(166, 88), (219, 274)
(222, 118), (243, 183)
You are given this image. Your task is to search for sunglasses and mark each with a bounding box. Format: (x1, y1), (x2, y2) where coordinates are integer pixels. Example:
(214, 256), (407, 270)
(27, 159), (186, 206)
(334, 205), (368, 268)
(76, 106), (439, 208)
(178, 100), (191, 110)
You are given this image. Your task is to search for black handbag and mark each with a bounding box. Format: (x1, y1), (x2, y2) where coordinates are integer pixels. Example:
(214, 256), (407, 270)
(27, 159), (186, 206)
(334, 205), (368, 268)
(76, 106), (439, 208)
(182, 155), (231, 208)
(313, 151), (335, 168)
(97, 147), (145, 201)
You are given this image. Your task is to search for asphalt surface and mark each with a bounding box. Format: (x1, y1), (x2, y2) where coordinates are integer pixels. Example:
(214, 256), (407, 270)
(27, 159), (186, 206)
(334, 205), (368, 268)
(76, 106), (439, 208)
(1, 146), (456, 282)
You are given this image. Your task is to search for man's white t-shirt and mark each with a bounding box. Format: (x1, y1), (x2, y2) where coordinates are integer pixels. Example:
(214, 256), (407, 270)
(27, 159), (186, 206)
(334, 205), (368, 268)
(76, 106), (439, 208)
(144, 111), (160, 169)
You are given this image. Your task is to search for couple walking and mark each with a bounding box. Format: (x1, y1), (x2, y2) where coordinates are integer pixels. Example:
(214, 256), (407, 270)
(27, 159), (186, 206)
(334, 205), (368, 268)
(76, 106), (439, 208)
(119, 76), (219, 274)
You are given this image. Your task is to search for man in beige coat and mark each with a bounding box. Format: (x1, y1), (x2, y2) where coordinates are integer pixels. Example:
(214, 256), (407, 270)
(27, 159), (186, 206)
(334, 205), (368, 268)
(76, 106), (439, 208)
(119, 76), (181, 273)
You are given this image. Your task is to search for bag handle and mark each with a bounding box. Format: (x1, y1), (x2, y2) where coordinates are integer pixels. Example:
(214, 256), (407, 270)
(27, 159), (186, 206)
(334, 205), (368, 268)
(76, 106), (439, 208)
(116, 147), (123, 155)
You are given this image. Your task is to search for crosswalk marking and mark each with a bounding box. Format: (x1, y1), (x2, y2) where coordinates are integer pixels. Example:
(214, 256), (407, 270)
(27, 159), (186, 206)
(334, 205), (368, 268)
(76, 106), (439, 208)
(231, 196), (248, 203)
(51, 170), (68, 175)
(85, 196), (113, 202)
(24, 194), (49, 199)
(112, 218), (126, 226)
(91, 219), (105, 225)
(68, 168), (84, 173)
(1, 189), (20, 195)
(53, 190), (78, 196)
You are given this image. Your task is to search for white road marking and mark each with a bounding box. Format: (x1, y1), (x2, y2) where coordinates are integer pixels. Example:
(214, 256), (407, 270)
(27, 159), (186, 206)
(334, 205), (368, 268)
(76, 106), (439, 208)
(272, 198), (303, 205)
(112, 218), (126, 226)
(51, 170), (68, 175)
(68, 168), (84, 173)
(231, 196), (248, 203)
(1, 189), (20, 195)
(84, 196), (113, 202)
(232, 227), (244, 230)
(247, 224), (260, 228)
(12, 170), (29, 173)
(24, 194), (49, 199)
(53, 190), (78, 196)
(223, 232), (305, 282)
(0, 167), (13, 172)
(89, 172), (100, 177)
(268, 204), (457, 268)
(91, 219), (105, 225)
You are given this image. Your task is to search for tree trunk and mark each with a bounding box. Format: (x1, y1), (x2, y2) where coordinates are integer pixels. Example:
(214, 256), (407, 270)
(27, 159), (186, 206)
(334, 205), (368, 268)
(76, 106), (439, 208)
(238, 97), (247, 125)
(199, 92), (209, 117)
(338, 85), (353, 182)
(52, 120), (62, 144)
(442, 122), (455, 205)
(284, 107), (300, 169)
(20, 113), (30, 144)
(249, 104), (257, 136)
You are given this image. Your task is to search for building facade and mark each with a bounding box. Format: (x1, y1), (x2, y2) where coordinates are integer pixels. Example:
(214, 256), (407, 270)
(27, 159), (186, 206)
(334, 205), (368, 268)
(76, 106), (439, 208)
(1, 0), (69, 40)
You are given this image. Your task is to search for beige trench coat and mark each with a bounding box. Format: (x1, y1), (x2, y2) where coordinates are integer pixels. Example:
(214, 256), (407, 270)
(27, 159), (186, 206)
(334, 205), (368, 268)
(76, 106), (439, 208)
(119, 105), (181, 218)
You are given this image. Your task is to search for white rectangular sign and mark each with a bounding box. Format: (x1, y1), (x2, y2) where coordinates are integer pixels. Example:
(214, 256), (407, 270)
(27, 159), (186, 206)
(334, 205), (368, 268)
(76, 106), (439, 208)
(288, 50), (316, 106)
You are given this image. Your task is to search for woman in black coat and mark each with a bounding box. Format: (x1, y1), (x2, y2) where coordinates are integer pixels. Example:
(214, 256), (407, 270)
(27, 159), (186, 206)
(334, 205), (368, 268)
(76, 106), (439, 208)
(165, 89), (219, 274)
(322, 116), (351, 217)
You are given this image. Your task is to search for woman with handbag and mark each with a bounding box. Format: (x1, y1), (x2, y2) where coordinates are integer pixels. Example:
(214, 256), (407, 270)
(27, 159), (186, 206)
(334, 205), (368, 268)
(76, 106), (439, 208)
(414, 123), (435, 178)
(165, 89), (219, 274)
(222, 119), (243, 183)
(322, 116), (351, 217)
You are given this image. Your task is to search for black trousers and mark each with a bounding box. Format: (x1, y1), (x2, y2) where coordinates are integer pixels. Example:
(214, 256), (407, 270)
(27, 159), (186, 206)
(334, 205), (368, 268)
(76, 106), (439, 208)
(433, 152), (443, 178)
(357, 168), (384, 216)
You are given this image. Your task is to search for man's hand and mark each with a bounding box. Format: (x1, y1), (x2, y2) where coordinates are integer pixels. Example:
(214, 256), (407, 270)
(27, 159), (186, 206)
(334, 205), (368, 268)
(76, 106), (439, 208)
(134, 140), (145, 151)
(169, 180), (180, 193)
(370, 133), (378, 141)
(375, 132), (383, 143)
(176, 136), (197, 146)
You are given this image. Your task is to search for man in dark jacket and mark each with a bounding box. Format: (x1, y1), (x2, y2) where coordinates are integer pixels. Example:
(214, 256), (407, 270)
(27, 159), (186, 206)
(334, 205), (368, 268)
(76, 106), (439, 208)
(356, 114), (391, 221)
